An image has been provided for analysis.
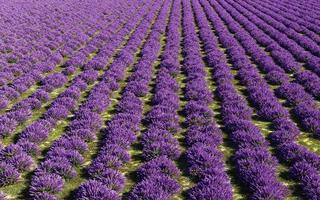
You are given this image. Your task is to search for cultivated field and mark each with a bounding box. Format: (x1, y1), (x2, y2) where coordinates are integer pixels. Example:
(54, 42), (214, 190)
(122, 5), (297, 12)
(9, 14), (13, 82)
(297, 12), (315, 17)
(0, 0), (319, 199)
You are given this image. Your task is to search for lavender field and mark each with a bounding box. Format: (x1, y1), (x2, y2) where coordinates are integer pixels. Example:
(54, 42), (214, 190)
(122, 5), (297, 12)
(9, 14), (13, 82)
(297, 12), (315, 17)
(0, 0), (319, 199)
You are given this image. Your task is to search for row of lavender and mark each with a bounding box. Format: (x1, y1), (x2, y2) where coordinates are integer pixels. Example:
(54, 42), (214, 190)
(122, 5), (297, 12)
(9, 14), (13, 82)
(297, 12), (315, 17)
(128, 0), (181, 198)
(181, 0), (234, 199)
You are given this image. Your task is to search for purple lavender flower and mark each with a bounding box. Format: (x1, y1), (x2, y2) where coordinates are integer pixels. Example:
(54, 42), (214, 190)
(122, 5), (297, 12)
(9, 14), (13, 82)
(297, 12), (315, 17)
(128, 175), (180, 200)
(0, 162), (19, 186)
(0, 116), (17, 137)
(29, 174), (64, 196)
(137, 156), (181, 180)
(76, 180), (120, 200)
